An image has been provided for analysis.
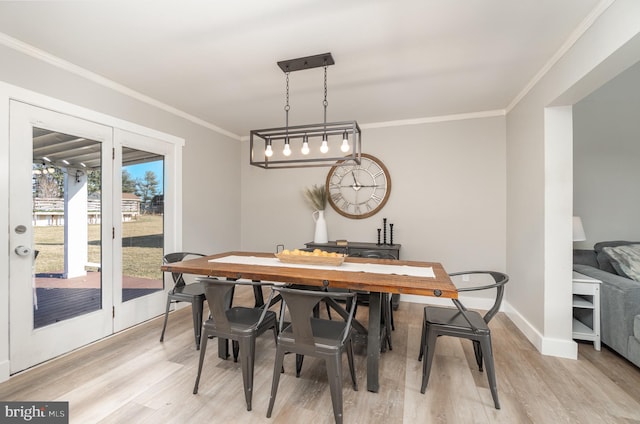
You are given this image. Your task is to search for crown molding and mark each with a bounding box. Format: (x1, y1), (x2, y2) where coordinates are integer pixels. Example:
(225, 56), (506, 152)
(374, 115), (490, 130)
(0, 32), (241, 141)
(360, 109), (506, 130)
(506, 0), (615, 113)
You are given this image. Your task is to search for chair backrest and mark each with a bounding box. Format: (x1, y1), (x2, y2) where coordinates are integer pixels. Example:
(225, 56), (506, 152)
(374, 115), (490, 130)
(272, 287), (356, 347)
(450, 271), (509, 324)
(198, 278), (276, 333)
(163, 252), (205, 287)
(350, 250), (397, 260)
(200, 278), (235, 332)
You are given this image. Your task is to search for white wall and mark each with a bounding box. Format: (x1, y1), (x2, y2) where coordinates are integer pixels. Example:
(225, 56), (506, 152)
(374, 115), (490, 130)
(240, 116), (507, 296)
(0, 44), (242, 380)
(506, 0), (640, 358)
(573, 60), (640, 247)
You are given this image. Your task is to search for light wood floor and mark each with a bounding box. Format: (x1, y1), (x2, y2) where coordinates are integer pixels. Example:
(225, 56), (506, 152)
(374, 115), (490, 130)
(2, 286), (640, 424)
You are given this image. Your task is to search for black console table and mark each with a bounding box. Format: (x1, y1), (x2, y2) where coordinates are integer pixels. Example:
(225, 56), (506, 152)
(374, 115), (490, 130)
(304, 241), (402, 309)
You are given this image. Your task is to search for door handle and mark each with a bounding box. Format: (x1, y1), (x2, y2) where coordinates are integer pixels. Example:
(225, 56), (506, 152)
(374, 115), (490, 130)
(14, 246), (32, 257)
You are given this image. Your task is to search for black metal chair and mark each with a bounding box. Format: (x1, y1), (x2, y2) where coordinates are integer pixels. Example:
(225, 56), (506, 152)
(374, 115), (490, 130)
(160, 252), (207, 349)
(418, 271), (509, 409)
(193, 278), (278, 412)
(266, 287), (358, 424)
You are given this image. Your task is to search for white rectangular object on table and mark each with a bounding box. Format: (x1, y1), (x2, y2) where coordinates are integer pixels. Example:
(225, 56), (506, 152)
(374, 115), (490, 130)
(209, 255), (435, 278)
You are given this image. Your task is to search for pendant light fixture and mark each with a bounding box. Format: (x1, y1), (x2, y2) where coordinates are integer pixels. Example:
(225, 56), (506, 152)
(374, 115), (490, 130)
(250, 53), (361, 169)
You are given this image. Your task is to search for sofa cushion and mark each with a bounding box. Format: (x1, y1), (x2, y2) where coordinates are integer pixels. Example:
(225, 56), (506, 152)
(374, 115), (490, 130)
(635, 315), (640, 340)
(602, 244), (640, 282)
(595, 241), (638, 274)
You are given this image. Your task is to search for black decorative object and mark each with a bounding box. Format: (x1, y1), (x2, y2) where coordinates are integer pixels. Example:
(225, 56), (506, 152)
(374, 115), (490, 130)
(377, 228), (381, 245)
(383, 218), (387, 245)
(390, 223), (394, 245)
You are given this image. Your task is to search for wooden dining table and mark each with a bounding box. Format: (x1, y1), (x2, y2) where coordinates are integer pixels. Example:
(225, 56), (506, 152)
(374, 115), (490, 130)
(161, 251), (457, 392)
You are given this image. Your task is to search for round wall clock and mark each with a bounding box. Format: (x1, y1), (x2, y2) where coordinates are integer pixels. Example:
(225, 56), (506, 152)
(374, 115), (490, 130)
(326, 153), (391, 219)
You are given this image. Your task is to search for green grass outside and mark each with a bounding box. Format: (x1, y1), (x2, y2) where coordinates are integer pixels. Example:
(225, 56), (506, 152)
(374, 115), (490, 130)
(34, 214), (164, 280)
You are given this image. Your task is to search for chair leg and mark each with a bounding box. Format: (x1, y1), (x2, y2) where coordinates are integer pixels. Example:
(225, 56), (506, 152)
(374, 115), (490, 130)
(238, 336), (256, 411)
(479, 335), (500, 409)
(193, 329), (210, 394)
(418, 308), (426, 361)
(270, 326), (283, 373)
(390, 299), (395, 331)
(346, 339), (358, 391)
(325, 354), (344, 424)
(295, 354), (304, 377)
(420, 324), (438, 394)
(382, 293), (392, 351)
(233, 340), (239, 362)
(473, 340), (483, 371)
(192, 298), (204, 350)
(267, 346), (286, 418)
(159, 297), (173, 342)
(325, 301), (332, 320)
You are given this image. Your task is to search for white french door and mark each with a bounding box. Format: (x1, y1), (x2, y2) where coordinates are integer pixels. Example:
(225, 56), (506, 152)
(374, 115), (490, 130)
(9, 101), (175, 373)
(112, 129), (173, 332)
(9, 101), (114, 372)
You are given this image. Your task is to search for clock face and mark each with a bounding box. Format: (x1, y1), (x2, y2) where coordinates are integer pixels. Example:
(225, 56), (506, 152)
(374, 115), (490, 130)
(326, 153), (391, 219)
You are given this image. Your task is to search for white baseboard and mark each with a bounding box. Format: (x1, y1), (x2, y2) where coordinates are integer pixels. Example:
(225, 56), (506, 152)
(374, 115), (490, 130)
(503, 301), (577, 360)
(0, 359), (10, 383)
(401, 295), (578, 360)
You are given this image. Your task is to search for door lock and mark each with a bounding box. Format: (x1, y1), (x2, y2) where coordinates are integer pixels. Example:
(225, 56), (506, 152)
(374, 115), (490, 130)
(14, 246), (32, 257)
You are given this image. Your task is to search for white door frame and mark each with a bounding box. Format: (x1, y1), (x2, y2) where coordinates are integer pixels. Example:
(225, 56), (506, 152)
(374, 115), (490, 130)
(0, 84), (184, 379)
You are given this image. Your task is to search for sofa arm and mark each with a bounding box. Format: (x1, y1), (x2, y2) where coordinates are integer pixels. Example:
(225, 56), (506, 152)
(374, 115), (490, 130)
(574, 264), (640, 356)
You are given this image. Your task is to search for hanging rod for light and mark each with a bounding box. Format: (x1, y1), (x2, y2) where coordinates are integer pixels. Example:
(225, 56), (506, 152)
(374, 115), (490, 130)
(249, 52), (362, 169)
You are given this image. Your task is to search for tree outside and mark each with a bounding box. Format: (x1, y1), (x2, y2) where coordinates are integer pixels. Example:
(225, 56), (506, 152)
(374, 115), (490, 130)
(122, 169), (136, 193)
(136, 170), (160, 214)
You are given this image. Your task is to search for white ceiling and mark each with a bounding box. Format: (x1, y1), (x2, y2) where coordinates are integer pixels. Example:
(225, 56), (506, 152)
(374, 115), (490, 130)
(0, 0), (605, 138)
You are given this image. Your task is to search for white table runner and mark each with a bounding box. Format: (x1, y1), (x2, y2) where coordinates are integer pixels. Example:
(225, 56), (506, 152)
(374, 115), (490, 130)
(209, 255), (435, 278)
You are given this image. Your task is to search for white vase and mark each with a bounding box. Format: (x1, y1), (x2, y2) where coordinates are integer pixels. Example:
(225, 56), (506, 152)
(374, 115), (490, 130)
(312, 210), (328, 243)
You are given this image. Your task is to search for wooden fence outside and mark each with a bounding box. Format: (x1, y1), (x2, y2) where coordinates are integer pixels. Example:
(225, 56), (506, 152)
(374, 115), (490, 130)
(33, 197), (141, 226)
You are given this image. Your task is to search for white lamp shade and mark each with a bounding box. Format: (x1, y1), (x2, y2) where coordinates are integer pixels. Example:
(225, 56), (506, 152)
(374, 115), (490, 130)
(573, 216), (586, 242)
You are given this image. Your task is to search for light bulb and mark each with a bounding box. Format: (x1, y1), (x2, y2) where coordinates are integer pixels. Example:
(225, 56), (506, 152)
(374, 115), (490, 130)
(340, 138), (350, 153)
(301, 137), (310, 155)
(265, 143), (273, 158)
(320, 136), (329, 153)
(283, 141), (291, 156)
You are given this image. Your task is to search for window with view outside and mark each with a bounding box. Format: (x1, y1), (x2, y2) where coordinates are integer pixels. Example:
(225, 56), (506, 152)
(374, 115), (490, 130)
(121, 151), (164, 302)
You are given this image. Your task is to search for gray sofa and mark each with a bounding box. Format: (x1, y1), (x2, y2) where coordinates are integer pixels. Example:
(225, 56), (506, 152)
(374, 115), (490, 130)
(573, 241), (640, 368)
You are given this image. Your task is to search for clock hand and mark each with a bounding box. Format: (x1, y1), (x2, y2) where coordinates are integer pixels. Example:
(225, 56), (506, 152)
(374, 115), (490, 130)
(339, 184), (380, 191)
(338, 183), (379, 188)
(351, 170), (362, 190)
(350, 170), (369, 192)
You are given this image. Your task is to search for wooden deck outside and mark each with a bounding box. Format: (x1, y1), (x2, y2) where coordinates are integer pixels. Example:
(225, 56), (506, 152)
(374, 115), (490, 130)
(33, 271), (163, 328)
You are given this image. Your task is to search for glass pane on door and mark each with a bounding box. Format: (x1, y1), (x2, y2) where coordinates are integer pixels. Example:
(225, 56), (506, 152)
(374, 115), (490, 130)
(32, 128), (102, 328)
(121, 148), (164, 302)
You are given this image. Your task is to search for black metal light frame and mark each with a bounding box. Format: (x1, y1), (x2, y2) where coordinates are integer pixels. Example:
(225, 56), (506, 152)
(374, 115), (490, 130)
(250, 121), (361, 169)
(249, 53), (362, 169)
